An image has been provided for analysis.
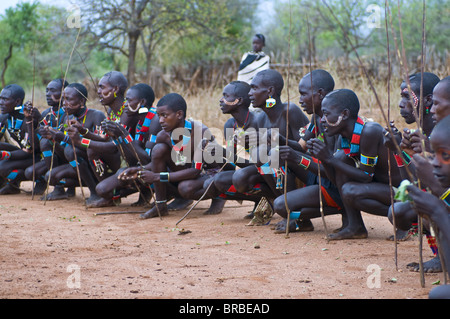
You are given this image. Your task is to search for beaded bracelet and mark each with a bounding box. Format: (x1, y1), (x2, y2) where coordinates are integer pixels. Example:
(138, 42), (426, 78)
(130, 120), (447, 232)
(80, 138), (91, 148)
(298, 156), (311, 170)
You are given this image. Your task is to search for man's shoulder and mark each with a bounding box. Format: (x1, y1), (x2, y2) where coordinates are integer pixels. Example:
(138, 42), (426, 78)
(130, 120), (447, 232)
(87, 108), (106, 118)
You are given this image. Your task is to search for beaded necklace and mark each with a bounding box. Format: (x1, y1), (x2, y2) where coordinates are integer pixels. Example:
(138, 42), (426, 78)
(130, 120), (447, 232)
(341, 116), (365, 158)
(170, 120), (192, 166)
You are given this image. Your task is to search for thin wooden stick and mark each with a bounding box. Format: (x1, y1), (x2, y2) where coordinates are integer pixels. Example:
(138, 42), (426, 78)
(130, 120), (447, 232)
(384, 0), (398, 270)
(284, 0), (292, 238)
(306, 12), (329, 240)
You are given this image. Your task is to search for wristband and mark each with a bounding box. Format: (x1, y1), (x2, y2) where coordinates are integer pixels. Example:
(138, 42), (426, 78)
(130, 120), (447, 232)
(80, 138), (91, 148)
(123, 134), (133, 144)
(0, 151), (11, 160)
(440, 188), (450, 207)
(192, 161), (203, 170)
(298, 156), (311, 170)
(393, 153), (404, 167)
(159, 172), (169, 182)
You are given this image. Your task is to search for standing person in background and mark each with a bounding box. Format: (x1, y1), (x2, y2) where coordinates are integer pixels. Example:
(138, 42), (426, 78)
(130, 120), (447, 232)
(237, 34), (270, 85)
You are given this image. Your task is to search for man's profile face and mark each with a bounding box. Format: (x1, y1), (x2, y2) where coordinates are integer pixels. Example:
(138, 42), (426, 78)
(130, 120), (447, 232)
(46, 81), (63, 108)
(0, 89), (18, 114)
(399, 83), (418, 124)
(157, 104), (182, 132)
(430, 128), (450, 188)
(320, 98), (343, 136)
(430, 82), (450, 125)
(63, 87), (84, 115)
(219, 84), (239, 114)
(97, 77), (116, 105)
(249, 75), (269, 109)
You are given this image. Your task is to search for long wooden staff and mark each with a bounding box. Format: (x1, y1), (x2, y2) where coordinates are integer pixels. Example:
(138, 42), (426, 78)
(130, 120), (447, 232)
(31, 42), (36, 200)
(306, 12), (329, 240)
(75, 49), (161, 218)
(65, 28), (87, 207)
(176, 141), (246, 227)
(323, 0), (426, 287)
(43, 27), (83, 205)
(394, 0), (427, 288)
(283, 0), (292, 238)
(384, 0), (398, 270)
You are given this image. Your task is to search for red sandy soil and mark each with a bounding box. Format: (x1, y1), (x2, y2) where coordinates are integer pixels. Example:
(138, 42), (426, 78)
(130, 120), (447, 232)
(0, 181), (443, 299)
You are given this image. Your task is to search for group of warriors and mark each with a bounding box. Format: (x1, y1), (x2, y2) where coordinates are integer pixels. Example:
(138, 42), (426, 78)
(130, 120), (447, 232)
(1, 61), (450, 298)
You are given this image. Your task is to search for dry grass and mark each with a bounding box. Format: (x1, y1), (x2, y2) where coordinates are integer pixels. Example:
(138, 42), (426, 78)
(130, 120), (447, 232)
(25, 58), (447, 136)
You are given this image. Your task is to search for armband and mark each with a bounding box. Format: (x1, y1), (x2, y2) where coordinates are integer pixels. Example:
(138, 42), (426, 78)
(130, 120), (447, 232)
(360, 154), (378, 167)
(192, 161), (203, 170)
(80, 138), (91, 148)
(440, 188), (450, 207)
(159, 172), (169, 182)
(298, 156), (311, 170)
(0, 151), (11, 160)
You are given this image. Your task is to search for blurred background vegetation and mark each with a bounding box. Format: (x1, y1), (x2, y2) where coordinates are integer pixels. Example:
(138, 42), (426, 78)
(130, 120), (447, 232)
(0, 0), (448, 129)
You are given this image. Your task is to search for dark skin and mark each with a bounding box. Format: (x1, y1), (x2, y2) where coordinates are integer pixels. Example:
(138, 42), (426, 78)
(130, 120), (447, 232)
(76, 75), (130, 183)
(308, 97), (402, 240)
(119, 104), (215, 219)
(273, 75), (342, 233)
(430, 81), (450, 125)
(44, 86), (105, 202)
(24, 80), (70, 196)
(209, 83), (267, 214)
(407, 128), (450, 298)
(0, 88), (40, 194)
(91, 88), (162, 208)
(398, 82), (434, 154)
(232, 73), (308, 200)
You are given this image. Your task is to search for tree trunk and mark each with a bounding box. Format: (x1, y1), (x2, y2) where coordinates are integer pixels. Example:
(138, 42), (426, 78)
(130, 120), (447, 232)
(127, 32), (140, 86)
(1, 45), (13, 88)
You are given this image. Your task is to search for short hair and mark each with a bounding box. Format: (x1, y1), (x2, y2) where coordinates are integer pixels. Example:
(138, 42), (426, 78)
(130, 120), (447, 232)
(404, 72), (440, 97)
(228, 81), (251, 107)
(129, 83), (155, 107)
(3, 84), (25, 102)
(67, 83), (88, 100)
(157, 93), (187, 116)
(255, 69), (284, 97)
(324, 89), (360, 119)
(254, 34), (265, 45)
(102, 71), (128, 95)
(51, 78), (69, 89)
(432, 113), (450, 139)
(303, 69), (335, 94)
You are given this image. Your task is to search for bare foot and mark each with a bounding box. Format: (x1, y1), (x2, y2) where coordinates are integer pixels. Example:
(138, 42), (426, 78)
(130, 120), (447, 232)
(327, 226), (368, 240)
(140, 203), (168, 219)
(41, 186), (68, 201)
(203, 198), (226, 215)
(86, 197), (114, 208)
(407, 256), (442, 273)
(167, 198), (193, 211)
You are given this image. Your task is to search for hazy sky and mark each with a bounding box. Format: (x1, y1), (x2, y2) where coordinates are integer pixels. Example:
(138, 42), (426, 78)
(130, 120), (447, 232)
(0, 0), (73, 14)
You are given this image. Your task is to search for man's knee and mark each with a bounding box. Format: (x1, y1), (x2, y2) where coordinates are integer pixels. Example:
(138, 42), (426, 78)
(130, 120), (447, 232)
(273, 195), (287, 215)
(232, 168), (252, 193)
(341, 182), (362, 202)
(178, 180), (194, 199)
(151, 143), (171, 162)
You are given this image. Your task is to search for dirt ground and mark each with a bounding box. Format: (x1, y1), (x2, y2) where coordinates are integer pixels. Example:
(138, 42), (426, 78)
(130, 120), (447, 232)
(0, 181), (444, 300)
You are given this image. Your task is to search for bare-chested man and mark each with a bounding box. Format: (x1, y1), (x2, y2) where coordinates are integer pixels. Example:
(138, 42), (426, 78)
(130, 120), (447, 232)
(119, 93), (222, 219)
(308, 88), (402, 240)
(43, 83), (105, 204)
(273, 69), (343, 234)
(0, 84), (40, 194)
(231, 69), (309, 225)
